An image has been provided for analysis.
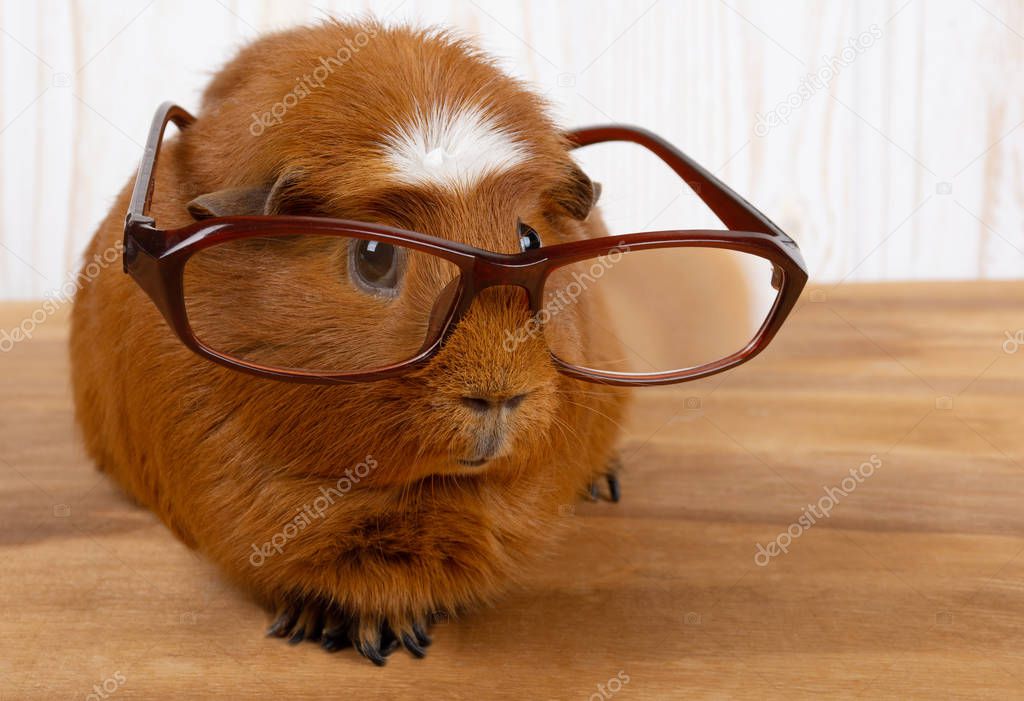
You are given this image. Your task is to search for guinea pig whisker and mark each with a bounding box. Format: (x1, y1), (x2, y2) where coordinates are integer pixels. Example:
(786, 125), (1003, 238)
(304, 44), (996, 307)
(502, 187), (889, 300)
(548, 414), (581, 445)
(556, 396), (629, 434)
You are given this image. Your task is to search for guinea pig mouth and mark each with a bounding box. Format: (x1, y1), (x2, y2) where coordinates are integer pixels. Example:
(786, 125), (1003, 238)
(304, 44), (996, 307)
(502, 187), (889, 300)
(456, 427), (508, 467)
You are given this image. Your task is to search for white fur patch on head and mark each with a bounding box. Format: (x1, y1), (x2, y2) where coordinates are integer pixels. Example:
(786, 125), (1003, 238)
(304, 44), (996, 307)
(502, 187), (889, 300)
(381, 103), (529, 191)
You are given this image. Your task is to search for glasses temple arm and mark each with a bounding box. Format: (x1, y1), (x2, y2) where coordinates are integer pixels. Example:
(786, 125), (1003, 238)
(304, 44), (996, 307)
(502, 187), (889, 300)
(566, 125), (793, 244)
(126, 102), (196, 231)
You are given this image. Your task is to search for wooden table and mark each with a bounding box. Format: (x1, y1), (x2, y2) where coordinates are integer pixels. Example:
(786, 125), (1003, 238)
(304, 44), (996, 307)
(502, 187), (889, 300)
(2, 281), (1023, 700)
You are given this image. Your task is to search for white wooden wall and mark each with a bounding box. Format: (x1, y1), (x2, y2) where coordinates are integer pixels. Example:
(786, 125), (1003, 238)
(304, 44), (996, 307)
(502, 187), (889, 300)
(0, 0), (1021, 299)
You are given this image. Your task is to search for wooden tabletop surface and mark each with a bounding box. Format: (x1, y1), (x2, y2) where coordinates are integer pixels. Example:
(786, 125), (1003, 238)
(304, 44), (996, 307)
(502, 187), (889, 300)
(2, 280), (1023, 700)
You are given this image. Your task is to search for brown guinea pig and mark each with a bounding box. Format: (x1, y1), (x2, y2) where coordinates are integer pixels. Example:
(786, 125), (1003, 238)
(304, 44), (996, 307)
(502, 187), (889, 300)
(69, 18), (628, 665)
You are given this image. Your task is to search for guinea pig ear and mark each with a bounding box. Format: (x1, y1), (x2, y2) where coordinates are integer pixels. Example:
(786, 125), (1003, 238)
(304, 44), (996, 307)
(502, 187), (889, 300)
(186, 184), (274, 220)
(544, 162), (601, 221)
(185, 170), (322, 220)
(262, 169), (328, 216)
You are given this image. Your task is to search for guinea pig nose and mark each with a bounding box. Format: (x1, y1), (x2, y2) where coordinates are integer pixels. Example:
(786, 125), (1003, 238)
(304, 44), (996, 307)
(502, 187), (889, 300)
(460, 393), (529, 414)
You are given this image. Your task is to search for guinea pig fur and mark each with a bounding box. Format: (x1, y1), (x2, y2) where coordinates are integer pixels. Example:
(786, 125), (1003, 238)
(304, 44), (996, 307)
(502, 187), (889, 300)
(69, 18), (629, 665)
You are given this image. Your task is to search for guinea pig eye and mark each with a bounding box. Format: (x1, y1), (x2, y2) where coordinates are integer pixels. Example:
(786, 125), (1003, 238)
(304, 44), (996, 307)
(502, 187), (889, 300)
(349, 239), (404, 296)
(517, 220), (542, 251)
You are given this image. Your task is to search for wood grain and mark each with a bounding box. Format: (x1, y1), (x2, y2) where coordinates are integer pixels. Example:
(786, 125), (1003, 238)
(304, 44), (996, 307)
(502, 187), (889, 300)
(1, 279), (1023, 699)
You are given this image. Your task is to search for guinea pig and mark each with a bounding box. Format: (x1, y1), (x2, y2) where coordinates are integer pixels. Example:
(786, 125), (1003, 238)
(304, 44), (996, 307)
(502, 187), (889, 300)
(70, 19), (629, 665)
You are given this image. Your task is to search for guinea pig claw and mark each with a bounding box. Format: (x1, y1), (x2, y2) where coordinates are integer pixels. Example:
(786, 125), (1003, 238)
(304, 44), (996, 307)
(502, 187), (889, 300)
(603, 454), (623, 502)
(355, 637), (388, 667)
(587, 472), (621, 503)
(285, 605), (324, 645)
(605, 472), (621, 503)
(267, 606), (299, 638)
(269, 600), (331, 646)
(400, 631), (427, 658)
(583, 456), (623, 502)
(412, 622), (432, 648)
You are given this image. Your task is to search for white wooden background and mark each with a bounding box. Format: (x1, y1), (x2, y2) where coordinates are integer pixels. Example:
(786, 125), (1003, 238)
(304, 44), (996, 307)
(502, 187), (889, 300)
(0, 0), (1021, 299)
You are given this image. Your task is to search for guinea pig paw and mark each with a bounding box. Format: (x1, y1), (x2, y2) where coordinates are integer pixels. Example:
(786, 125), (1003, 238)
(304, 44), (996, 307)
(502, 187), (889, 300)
(326, 615), (432, 665)
(271, 602), (432, 665)
(588, 454), (623, 503)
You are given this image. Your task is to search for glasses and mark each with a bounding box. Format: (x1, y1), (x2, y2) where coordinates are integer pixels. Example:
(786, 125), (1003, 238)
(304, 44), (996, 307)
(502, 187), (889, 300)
(123, 102), (807, 386)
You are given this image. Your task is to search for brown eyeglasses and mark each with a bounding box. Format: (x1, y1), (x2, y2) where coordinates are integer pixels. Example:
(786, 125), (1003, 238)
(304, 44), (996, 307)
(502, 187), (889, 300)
(123, 102), (807, 386)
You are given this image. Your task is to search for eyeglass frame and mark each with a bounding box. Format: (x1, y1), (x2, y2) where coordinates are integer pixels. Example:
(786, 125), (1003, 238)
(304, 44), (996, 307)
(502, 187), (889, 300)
(123, 102), (807, 387)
